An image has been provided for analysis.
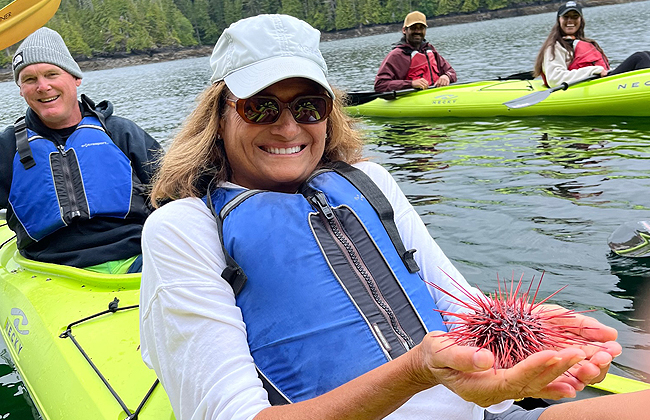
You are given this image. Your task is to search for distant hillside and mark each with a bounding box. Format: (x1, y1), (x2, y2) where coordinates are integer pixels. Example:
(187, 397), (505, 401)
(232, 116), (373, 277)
(0, 0), (643, 72)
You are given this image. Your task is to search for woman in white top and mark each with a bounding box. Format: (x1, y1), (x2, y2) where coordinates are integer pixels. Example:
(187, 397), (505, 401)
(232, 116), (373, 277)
(139, 13), (621, 420)
(533, 1), (650, 87)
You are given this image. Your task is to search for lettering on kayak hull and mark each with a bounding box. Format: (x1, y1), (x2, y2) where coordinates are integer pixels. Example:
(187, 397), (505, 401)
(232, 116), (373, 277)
(431, 94), (458, 105)
(3, 308), (29, 357)
(617, 80), (650, 89)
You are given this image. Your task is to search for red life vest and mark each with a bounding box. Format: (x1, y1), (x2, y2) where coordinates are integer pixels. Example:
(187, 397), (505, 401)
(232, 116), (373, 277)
(542, 40), (610, 86)
(406, 49), (440, 85)
(568, 40), (610, 71)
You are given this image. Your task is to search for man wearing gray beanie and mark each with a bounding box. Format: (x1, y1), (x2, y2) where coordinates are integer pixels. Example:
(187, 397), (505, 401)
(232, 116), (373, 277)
(11, 27), (83, 84)
(0, 27), (163, 273)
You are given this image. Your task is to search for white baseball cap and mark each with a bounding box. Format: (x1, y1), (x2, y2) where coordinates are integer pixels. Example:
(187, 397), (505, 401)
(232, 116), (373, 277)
(209, 14), (334, 99)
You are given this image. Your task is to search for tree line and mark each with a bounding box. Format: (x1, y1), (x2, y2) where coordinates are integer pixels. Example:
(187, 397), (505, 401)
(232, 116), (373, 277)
(2, 0), (555, 68)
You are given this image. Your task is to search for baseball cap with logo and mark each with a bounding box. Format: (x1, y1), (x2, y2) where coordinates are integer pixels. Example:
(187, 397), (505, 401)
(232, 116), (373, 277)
(209, 14), (334, 99)
(403, 11), (428, 28)
(557, 1), (583, 17)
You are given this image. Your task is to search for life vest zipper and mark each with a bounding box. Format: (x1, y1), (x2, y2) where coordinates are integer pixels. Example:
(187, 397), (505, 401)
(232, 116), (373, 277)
(307, 190), (415, 353)
(56, 144), (81, 220)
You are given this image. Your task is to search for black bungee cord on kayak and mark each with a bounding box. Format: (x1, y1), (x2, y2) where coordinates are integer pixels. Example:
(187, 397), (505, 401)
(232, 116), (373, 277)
(59, 297), (159, 420)
(0, 219), (17, 249)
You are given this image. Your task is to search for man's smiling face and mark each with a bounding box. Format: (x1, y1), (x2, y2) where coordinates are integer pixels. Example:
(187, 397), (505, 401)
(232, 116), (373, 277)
(19, 63), (82, 129)
(403, 23), (427, 49)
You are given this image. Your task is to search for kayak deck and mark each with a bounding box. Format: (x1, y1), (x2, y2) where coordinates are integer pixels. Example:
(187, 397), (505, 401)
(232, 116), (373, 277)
(346, 69), (650, 118)
(0, 223), (174, 420)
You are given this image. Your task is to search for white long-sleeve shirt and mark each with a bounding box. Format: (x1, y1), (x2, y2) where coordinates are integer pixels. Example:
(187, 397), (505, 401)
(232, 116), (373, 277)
(139, 161), (490, 420)
(543, 41), (605, 87)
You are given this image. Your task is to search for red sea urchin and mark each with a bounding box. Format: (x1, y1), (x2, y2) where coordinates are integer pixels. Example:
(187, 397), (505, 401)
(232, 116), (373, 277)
(425, 270), (598, 369)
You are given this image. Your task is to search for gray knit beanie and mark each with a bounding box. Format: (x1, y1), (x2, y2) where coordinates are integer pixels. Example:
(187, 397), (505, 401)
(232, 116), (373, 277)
(12, 27), (83, 84)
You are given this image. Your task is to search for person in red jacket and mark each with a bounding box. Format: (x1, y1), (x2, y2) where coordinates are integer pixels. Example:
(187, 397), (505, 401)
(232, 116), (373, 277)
(374, 11), (457, 93)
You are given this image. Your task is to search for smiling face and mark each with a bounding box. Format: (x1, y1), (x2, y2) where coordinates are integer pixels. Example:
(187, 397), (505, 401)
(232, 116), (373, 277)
(18, 63), (82, 129)
(559, 11), (582, 37)
(219, 78), (329, 193)
(403, 23), (427, 49)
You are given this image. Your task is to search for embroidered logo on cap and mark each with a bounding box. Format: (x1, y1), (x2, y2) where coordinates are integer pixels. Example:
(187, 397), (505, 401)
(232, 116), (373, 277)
(12, 52), (23, 70)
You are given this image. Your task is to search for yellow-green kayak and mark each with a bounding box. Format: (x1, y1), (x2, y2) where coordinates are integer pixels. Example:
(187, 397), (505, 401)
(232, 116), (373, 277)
(346, 69), (650, 118)
(0, 216), (174, 420)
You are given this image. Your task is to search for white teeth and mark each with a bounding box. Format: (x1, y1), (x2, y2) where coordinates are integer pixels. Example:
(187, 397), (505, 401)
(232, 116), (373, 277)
(265, 146), (302, 155)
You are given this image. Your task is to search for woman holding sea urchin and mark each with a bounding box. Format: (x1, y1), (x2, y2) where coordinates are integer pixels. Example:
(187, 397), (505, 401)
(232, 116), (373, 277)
(139, 13), (621, 420)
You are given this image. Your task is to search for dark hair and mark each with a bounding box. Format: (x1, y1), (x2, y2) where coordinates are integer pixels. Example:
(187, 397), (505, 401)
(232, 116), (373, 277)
(533, 14), (607, 77)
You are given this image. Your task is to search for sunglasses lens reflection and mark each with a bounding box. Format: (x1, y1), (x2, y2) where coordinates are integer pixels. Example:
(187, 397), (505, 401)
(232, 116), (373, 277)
(241, 96), (331, 124)
(291, 97), (329, 123)
(243, 98), (280, 124)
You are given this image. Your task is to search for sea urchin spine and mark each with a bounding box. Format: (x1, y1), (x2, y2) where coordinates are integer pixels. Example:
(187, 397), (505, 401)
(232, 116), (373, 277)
(425, 270), (598, 369)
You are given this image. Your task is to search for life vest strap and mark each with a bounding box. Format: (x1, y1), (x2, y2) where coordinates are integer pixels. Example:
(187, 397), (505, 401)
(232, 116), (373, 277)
(206, 179), (248, 295)
(14, 117), (36, 170)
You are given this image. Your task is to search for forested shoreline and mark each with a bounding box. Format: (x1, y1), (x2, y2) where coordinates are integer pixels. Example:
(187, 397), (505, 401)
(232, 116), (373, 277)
(0, 0), (642, 75)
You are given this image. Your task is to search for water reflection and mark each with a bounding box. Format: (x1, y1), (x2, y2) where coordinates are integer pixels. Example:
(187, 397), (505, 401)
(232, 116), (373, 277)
(608, 253), (650, 330)
(361, 114), (650, 293)
(607, 253), (650, 382)
(536, 132), (608, 168)
(535, 131), (609, 202)
(0, 349), (41, 419)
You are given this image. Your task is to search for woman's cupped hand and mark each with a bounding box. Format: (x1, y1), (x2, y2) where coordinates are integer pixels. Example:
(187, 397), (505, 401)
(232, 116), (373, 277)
(406, 311), (621, 408)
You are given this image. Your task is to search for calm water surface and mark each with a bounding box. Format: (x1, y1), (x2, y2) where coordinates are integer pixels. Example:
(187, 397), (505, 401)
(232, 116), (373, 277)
(2, 1), (650, 417)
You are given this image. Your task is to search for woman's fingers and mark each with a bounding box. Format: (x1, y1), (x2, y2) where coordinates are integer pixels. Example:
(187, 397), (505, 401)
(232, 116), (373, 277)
(505, 348), (585, 396)
(568, 349), (618, 386)
(569, 359), (604, 385)
(537, 379), (580, 400)
(425, 332), (495, 372)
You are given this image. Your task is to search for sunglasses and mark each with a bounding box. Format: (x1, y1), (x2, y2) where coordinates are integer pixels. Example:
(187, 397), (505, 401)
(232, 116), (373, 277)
(226, 94), (333, 125)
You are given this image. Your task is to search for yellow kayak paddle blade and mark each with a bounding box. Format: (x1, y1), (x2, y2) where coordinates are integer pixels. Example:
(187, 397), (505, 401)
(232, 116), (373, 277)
(590, 373), (650, 394)
(0, 0), (61, 50)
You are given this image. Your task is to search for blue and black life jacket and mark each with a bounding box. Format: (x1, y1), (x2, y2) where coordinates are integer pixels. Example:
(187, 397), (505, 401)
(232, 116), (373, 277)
(205, 161), (446, 405)
(9, 96), (137, 242)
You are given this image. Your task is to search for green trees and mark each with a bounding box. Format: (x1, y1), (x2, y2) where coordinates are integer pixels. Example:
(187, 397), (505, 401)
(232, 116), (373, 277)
(0, 0), (559, 61)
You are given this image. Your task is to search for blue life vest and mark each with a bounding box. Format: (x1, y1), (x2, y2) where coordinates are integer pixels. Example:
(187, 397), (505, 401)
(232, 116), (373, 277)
(205, 162), (446, 404)
(9, 115), (134, 241)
